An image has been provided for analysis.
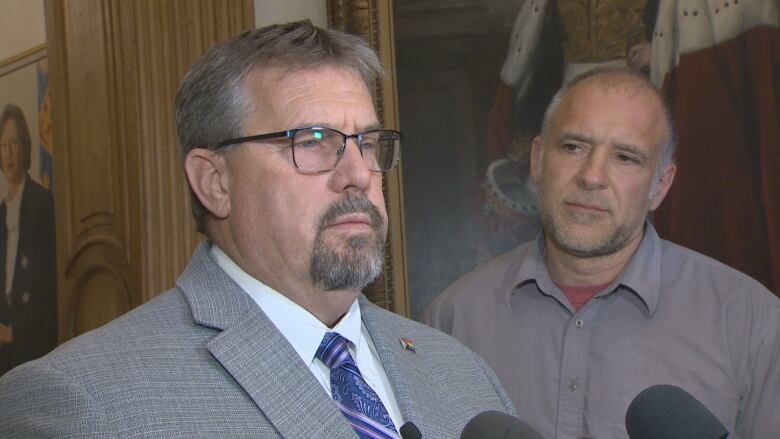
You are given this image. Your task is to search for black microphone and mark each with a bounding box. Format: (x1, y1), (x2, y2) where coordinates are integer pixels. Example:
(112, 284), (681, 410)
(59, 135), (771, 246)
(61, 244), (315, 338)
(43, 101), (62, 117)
(460, 411), (545, 439)
(625, 384), (729, 439)
(400, 421), (422, 439)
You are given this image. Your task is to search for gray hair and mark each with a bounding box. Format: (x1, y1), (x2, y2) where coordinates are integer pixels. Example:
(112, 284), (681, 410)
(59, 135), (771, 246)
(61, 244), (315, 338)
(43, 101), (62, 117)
(175, 20), (384, 234)
(539, 67), (676, 177)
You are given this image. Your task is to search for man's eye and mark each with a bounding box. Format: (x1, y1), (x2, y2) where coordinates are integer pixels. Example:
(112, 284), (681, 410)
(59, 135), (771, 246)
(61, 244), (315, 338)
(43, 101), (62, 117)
(294, 129), (333, 150)
(616, 154), (640, 165)
(561, 143), (581, 153)
(295, 138), (324, 149)
(359, 139), (378, 150)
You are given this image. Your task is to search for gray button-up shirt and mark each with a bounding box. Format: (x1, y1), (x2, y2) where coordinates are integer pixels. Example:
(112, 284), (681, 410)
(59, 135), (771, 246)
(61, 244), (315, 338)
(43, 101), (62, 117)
(423, 223), (780, 439)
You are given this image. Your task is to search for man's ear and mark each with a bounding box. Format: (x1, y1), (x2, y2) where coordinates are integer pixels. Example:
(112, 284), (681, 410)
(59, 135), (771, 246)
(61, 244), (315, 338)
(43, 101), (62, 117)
(649, 163), (677, 211)
(530, 135), (543, 184)
(184, 148), (231, 220)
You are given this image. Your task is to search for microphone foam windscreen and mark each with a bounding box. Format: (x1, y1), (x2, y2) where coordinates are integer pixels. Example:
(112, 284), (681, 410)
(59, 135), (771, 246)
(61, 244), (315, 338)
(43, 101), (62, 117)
(461, 411), (545, 439)
(400, 421), (422, 439)
(625, 384), (729, 439)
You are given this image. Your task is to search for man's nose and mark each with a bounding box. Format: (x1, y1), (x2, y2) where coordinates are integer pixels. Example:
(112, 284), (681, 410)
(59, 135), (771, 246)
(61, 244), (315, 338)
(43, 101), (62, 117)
(576, 152), (609, 190)
(331, 138), (373, 192)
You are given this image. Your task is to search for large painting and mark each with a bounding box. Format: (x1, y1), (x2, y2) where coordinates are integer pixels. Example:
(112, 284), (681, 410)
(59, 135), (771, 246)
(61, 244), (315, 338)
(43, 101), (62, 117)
(327, 0), (549, 318)
(394, 0), (550, 318)
(0, 45), (57, 375)
(330, 0), (780, 320)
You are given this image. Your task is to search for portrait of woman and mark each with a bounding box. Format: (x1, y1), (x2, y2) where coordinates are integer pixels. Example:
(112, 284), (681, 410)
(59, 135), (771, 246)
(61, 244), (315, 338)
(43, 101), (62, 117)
(0, 103), (56, 375)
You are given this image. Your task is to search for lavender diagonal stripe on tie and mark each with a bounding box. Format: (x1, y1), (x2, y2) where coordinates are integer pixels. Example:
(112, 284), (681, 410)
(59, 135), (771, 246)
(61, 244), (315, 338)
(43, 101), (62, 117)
(316, 332), (399, 439)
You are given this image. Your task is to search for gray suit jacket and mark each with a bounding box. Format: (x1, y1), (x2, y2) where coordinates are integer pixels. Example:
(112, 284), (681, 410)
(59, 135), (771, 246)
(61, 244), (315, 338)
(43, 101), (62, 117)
(0, 243), (515, 438)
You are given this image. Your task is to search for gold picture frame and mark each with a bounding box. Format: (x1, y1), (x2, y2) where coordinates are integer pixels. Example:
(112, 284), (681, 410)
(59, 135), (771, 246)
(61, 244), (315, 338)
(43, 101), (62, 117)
(326, 0), (409, 316)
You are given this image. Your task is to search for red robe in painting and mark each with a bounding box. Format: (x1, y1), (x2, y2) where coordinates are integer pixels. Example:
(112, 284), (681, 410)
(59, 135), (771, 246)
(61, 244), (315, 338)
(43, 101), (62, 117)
(651, 1), (779, 294)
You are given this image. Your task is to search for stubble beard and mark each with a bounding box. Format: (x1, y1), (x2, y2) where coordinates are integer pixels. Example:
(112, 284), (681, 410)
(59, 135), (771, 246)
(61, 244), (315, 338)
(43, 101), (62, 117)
(310, 192), (386, 291)
(537, 184), (647, 259)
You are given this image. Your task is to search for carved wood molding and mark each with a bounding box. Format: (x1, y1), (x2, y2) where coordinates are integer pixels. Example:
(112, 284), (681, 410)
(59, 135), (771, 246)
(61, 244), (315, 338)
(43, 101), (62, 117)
(45, 0), (254, 340)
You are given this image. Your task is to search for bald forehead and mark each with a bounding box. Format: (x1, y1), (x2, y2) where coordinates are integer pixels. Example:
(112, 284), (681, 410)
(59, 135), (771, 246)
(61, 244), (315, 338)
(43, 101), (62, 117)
(569, 74), (663, 108)
(556, 74), (669, 132)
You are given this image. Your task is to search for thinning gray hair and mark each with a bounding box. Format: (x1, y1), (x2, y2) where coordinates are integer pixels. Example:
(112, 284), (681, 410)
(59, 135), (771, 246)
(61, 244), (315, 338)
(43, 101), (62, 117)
(539, 67), (677, 181)
(175, 21), (384, 234)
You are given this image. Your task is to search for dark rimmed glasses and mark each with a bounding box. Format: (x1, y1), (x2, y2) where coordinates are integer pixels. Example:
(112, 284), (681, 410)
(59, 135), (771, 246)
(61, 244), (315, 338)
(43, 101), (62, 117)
(215, 126), (402, 173)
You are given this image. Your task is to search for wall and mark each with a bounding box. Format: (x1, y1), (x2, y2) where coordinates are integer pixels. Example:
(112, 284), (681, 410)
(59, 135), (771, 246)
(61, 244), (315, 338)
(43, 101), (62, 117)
(254, 0), (326, 28)
(0, 0), (46, 60)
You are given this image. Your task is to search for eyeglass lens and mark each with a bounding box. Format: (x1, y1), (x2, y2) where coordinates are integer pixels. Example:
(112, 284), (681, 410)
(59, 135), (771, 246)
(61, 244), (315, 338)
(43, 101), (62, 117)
(291, 128), (399, 172)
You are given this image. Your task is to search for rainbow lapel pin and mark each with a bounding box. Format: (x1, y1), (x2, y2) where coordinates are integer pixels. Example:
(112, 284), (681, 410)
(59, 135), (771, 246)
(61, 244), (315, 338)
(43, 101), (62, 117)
(399, 337), (416, 353)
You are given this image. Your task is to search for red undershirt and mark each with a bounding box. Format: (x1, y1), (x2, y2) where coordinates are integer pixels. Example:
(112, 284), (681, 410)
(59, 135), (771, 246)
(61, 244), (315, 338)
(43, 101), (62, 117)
(556, 282), (612, 312)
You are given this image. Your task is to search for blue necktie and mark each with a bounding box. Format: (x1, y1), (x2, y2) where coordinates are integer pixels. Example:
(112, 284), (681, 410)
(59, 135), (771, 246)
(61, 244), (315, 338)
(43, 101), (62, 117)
(316, 332), (399, 439)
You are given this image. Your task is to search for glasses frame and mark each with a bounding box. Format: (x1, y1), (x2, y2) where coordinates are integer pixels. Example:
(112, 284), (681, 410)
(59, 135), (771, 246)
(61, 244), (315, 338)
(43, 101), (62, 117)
(215, 126), (402, 174)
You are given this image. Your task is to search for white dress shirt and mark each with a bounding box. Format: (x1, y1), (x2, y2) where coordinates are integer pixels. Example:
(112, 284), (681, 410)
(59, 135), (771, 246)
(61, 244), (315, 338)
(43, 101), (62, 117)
(210, 244), (404, 430)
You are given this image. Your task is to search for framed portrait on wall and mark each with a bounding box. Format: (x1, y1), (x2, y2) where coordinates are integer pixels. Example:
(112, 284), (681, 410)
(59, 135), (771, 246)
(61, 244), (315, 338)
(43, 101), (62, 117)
(327, 0), (552, 319)
(0, 45), (57, 375)
(393, 0), (560, 319)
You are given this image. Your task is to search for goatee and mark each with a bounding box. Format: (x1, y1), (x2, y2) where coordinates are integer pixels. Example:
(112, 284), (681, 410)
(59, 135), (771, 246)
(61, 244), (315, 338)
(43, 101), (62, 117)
(310, 192), (386, 291)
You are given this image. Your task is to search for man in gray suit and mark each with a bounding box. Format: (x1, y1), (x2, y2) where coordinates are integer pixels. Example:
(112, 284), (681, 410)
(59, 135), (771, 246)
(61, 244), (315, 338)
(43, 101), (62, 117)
(0, 21), (515, 438)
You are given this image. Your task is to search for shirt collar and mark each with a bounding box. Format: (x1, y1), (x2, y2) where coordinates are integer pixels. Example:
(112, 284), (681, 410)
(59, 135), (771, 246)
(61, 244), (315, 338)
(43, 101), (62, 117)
(615, 221), (662, 316)
(512, 233), (568, 307)
(511, 221), (662, 316)
(209, 244), (363, 365)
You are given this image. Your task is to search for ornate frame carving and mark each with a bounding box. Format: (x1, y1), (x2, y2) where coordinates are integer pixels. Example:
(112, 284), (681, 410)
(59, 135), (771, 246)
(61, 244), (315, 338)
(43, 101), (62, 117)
(326, 0), (409, 316)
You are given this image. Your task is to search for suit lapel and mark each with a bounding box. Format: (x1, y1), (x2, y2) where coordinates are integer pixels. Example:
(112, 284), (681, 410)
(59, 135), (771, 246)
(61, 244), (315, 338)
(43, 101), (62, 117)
(359, 296), (443, 434)
(177, 243), (356, 439)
